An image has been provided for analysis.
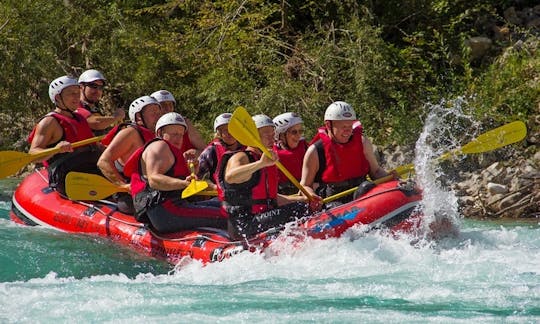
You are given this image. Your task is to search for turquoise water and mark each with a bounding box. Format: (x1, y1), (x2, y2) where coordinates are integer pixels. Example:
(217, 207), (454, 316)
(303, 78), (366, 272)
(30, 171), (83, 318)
(1, 178), (539, 323)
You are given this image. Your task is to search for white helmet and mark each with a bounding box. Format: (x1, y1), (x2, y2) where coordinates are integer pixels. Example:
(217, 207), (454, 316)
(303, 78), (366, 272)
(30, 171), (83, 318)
(78, 69), (106, 84)
(128, 95), (159, 123)
(48, 76), (79, 103)
(252, 114), (274, 129)
(155, 112), (187, 133)
(213, 113), (232, 132)
(324, 101), (356, 121)
(273, 112), (303, 137)
(151, 89), (176, 103)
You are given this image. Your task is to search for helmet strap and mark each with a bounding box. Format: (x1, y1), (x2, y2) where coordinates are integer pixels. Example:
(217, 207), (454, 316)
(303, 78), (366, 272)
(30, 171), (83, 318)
(325, 120), (336, 139)
(55, 95), (75, 117)
(279, 134), (290, 150)
(137, 112), (148, 129)
(223, 140), (240, 150)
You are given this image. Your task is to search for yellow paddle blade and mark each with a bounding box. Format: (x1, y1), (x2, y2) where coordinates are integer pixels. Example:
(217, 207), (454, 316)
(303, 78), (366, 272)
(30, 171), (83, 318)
(0, 135), (104, 179)
(389, 121), (527, 178)
(0, 151), (37, 179)
(66, 172), (127, 201)
(181, 180), (209, 198)
(451, 120), (527, 156)
(181, 161), (210, 198)
(229, 106), (314, 201)
(228, 106), (268, 152)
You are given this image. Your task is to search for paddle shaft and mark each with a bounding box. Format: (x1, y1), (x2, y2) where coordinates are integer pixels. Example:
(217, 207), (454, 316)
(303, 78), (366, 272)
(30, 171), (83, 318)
(258, 144), (315, 201)
(0, 135), (104, 179)
(31, 135), (105, 161)
(322, 167), (413, 204)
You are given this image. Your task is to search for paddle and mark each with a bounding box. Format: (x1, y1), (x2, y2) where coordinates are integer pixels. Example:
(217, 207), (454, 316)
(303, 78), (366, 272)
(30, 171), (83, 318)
(228, 106), (315, 201)
(181, 162), (209, 198)
(323, 120), (527, 203)
(65, 172), (217, 201)
(0, 135), (104, 179)
(66, 171), (128, 200)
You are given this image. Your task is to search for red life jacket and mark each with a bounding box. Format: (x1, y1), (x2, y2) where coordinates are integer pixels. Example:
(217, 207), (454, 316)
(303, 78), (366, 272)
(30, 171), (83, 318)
(75, 102), (92, 119)
(129, 139), (191, 221)
(27, 111), (95, 168)
(317, 126), (370, 184)
(27, 111), (94, 145)
(129, 138), (189, 194)
(101, 123), (154, 146)
(309, 123), (364, 145)
(274, 139), (307, 184)
(217, 149), (278, 215)
(209, 139), (228, 184)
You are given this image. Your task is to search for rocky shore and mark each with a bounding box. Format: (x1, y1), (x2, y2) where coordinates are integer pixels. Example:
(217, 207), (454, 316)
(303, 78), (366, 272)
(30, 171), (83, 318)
(381, 115), (540, 219)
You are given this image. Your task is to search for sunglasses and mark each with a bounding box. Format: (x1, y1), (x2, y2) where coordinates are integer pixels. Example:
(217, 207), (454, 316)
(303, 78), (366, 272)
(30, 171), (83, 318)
(287, 129), (304, 136)
(85, 83), (104, 90)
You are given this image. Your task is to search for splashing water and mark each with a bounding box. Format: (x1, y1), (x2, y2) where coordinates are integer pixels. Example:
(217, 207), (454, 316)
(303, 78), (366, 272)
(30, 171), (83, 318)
(412, 98), (479, 239)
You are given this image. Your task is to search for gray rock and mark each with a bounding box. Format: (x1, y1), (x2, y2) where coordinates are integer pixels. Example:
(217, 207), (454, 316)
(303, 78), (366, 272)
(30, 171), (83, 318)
(487, 182), (508, 194)
(499, 192), (525, 210)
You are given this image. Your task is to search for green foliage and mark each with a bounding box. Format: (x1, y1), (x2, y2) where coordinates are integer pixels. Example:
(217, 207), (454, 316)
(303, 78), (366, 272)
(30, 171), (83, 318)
(0, 0), (537, 150)
(467, 41), (540, 123)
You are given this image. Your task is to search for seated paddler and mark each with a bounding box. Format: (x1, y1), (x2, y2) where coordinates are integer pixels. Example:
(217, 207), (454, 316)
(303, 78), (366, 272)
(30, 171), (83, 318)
(28, 75), (102, 196)
(301, 101), (394, 208)
(217, 113), (311, 241)
(125, 112), (227, 234)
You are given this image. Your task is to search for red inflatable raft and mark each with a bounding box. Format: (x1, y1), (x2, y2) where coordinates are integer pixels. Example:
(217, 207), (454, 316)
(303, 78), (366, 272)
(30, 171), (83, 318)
(10, 169), (423, 264)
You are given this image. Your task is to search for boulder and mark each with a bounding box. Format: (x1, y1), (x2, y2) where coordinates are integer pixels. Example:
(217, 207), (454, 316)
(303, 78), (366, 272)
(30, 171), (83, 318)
(487, 182), (508, 194)
(465, 37), (492, 59)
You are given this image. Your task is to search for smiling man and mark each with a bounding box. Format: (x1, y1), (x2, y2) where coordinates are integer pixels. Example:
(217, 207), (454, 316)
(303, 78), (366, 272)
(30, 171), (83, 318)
(28, 75), (101, 195)
(127, 112), (226, 232)
(301, 101), (392, 206)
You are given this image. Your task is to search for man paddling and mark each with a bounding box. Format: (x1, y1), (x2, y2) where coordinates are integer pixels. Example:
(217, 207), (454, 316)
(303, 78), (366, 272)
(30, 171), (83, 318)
(218, 114), (310, 241)
(301, 101), (395, 207)
(28, 75), (101, 195)
(97, 95), (162, 213)
(127, 112), (227, 233)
